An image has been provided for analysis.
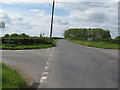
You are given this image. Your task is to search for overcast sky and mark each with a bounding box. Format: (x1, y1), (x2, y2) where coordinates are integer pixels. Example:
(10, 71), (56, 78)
(0, 0), (119, 38)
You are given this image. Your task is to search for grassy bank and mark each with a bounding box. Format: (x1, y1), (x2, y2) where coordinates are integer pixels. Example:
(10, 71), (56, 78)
(1, 63), (28, 88)
(68, 39), (119, 49)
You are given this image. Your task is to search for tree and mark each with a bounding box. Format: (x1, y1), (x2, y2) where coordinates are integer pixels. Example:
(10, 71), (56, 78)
(10, 33), (19, 37)
(19, 33), (29, 37)
(4, 34), (9, 37)
(40, 32), (45, 37)
(115, 36), (120, 40)
(64, 28), (111, 39)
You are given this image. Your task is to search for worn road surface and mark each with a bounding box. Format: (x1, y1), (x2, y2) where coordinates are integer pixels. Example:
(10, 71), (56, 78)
(2, 40), (118, 88)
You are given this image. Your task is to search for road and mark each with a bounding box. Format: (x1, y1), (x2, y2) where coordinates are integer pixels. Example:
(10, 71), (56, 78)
(2, 48), (54, 87)
(46, 40), (118, 88)
(2, 40), (118, 88)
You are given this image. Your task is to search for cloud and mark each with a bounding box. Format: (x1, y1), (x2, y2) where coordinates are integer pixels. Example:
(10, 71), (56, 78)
(0, 10), (11, 23)
(1, 2), (118, 38)
(55, 16), (69, 25)
(54, 2), (118, 38)
(30, 9), (40, 12)
(1, 0), (119, 3)
(0, 9), (35, 36)
(12, 15), (23, 21)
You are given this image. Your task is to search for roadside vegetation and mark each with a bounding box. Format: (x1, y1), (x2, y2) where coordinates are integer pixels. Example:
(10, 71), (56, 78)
(64, 28), (119, 49)
(68, 39), (119, 49)
(0, 33), (57, 50)
(1, 63), (28, 88)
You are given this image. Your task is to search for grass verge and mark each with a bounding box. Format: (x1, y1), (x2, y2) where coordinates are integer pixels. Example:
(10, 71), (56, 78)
(67, 39), (119, 49)
(1, 63), (28, 88)
(1, 44), (54, 50)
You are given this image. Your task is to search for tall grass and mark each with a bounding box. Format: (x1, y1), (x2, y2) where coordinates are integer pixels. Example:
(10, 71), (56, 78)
(2, 63), (28, 88)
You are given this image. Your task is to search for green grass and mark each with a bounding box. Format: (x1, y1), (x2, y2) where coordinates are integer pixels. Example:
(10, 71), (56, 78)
(68, 39), (119, 49)
(1, 63), (28, 88)
(1, 44), (55, 50)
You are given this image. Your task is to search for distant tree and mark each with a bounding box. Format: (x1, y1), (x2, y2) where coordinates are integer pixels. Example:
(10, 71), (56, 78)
(64, 28), (111, 39)
(4, 34), (9, 37)
(115, 36), (120, 40)
(40, 32), (45, 37)
(19, 33), (29, 37)
(10, 33), (19, 37)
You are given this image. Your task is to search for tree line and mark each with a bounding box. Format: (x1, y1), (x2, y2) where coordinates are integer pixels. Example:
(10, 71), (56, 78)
(64, 28), (111, 39)
(64, 28), (119, 44)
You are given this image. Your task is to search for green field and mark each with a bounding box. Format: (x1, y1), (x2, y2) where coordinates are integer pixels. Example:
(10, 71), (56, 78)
(1, 63), (28, 88)
(68, 39), (119, 49)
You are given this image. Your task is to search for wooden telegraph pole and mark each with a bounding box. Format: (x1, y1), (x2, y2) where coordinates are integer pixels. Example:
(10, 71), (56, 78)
(50, 0), (55, 39)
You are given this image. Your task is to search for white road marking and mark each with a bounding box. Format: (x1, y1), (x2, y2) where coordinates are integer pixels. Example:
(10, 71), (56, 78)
(39, 62), (49, 87)
(40, 76), (47, 83)
(45, 66), (48, 69)
(50, 55), (53, 56)
(42, 72), (48, 76)
(39, 47), (55, 88)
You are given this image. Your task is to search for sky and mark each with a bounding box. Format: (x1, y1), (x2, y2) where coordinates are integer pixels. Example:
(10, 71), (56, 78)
(0, 0), (119, 38)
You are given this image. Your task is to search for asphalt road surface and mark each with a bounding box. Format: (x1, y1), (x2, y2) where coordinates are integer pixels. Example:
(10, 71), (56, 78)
(2, 48), (53, 87)
(2, 40), (118, 88)
(46, 40), (118, 88)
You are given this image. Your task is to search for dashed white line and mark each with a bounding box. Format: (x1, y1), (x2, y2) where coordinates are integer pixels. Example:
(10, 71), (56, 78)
(50, 55), (53, 56)
(40, 76), (47, 83)
(42, 72), (48, 76)
(39, 47), (55, 88)
(39, 61), (50, 88)
(45, 66), (48, 69)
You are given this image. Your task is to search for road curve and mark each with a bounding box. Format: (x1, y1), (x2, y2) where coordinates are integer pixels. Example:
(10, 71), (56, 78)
(46, 40), (118, 88)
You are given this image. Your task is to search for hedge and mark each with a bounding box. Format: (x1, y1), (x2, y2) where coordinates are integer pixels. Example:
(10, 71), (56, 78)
(2, 37), (53, 45)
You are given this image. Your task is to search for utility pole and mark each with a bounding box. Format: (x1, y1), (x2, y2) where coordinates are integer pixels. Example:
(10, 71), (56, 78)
(50, 0), (55, 39)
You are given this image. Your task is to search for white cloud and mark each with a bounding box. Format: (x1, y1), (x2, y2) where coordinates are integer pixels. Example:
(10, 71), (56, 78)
(0, 9), (35, 36)
(54, 2), (118, 38)
(1, 0), (119, 3)
(30, 9), (40, 12)
(1, 2), (118, 38)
